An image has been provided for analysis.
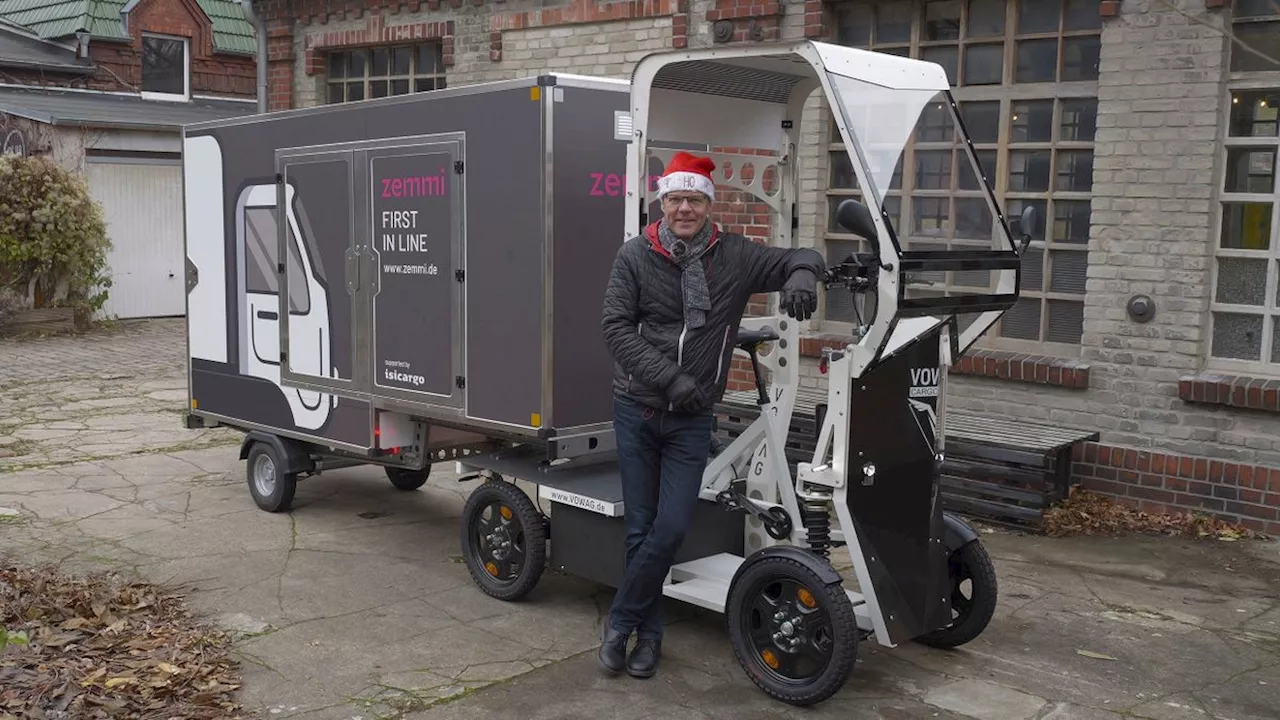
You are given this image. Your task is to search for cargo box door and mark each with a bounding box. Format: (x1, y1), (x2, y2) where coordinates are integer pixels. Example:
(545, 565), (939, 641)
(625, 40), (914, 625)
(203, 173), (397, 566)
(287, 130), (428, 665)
(272, 150), (359, 414)
(363, 138), (464, 408)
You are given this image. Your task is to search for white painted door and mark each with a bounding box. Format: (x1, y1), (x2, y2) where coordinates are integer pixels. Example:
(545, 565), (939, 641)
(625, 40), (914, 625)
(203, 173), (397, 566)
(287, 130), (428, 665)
(85, 156), (186, 319)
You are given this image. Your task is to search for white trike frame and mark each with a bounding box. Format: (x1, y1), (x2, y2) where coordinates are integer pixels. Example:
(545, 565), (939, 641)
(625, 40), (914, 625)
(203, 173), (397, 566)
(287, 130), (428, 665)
(620, 39), (1022, 651)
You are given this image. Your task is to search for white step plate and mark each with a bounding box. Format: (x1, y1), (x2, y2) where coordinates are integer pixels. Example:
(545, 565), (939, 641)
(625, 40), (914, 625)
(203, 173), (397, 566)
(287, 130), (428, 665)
(663, 577), (731, 613)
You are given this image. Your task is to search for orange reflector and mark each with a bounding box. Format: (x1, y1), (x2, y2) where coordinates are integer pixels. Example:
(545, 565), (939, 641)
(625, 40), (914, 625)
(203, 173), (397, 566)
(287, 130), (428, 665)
(761, 649), (779, 669)
(485, 562), (499, 576)
(531, 412), (541, 427)
(500, 506), (513, 520)
(530, 87), (541, 101)
(190, 399), (197, 408)
(798, 587), (817, 608)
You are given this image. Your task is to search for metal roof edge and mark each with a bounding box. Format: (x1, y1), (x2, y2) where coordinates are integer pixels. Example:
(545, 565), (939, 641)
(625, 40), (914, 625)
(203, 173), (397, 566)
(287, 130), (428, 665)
(0, 103), (52, 124)
(0, 57), (97, 74)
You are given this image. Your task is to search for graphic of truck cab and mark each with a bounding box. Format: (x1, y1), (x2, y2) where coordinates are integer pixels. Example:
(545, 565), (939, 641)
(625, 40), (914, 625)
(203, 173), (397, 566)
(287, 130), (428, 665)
(235, 182), (335, 430)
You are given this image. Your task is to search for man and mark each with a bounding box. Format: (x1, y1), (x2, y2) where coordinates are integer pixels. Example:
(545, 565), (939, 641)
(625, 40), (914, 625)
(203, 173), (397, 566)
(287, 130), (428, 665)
(598, 151), (826, 678)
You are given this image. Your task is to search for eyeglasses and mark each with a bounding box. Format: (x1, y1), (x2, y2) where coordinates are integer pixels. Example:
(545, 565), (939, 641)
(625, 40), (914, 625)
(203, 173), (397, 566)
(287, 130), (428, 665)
(661, 194), (709, 209)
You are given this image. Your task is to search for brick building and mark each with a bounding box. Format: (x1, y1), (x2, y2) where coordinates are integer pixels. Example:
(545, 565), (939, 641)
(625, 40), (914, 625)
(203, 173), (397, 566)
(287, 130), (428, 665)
(242, 0), (1278, 533)
(0, 0), (259, 318)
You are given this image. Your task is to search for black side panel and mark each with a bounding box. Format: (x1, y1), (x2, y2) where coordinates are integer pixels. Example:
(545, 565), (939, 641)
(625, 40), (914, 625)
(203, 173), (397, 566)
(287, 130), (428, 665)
(843, 327), (952, 644)
(549, 86), (630, 429)
(190, 359), (371, 448)
(549, 501), (744, 589)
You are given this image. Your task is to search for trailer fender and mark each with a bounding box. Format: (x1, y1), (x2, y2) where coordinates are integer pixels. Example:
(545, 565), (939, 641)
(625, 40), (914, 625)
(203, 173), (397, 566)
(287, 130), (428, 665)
(239, 431), (314, 475)
(730, 544), (844, 593)
(942, 511), (979, 553)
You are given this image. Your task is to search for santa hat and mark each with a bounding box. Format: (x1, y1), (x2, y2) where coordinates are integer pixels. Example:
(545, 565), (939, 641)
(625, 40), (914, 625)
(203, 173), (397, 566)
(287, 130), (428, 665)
(657, 152), (716, 203)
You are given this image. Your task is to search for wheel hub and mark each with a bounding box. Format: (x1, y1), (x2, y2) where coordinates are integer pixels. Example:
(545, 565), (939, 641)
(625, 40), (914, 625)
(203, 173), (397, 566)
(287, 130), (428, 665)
(253, 454), (276, 497)
(486, 525), (513, 560)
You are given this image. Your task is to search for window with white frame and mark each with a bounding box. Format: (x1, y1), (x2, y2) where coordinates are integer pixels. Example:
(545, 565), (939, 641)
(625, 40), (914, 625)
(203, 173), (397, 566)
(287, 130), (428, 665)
(1208, 2), (1280, 369)
(325, 42), (447, 104)
(822, 0), (1100, 351)
(140, 33), (190, 100)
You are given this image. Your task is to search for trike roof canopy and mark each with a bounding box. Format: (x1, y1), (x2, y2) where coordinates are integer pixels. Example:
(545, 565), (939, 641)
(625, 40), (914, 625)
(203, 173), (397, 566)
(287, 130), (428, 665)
(627, 41), (1030, 376)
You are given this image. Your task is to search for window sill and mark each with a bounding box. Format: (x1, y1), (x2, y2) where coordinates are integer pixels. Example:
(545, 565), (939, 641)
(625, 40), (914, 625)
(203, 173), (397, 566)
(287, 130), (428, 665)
(797, 333), (1091, 389)
(1178, 372), (1280, 414)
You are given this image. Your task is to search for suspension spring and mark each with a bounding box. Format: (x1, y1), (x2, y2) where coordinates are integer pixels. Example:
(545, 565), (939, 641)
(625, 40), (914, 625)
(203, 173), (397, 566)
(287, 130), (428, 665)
(801, 493), (832, 558)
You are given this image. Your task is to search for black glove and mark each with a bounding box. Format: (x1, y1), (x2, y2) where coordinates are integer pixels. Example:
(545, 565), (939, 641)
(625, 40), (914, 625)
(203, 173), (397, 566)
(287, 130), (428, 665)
(780, 268), (818, 321)
(667, 373), (707, 413)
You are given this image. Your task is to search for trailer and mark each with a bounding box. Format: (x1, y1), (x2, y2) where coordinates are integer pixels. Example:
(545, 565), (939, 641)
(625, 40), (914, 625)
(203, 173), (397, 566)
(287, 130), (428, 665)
(180, 72), (649, 508)
(181, 39), (1033, 707)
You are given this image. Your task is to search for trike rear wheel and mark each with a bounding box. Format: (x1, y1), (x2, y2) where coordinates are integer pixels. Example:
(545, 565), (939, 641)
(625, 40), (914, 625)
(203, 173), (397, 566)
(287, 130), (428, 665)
(914, 538), (997, 649)
(460, 478), (546, 601)
(725, 554), (858, 706)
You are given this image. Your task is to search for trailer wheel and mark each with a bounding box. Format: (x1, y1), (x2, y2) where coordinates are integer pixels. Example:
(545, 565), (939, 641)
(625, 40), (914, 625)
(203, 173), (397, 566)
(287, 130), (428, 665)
(245, 441), (297, 513)
(460, 478), (546, 601)
(386, 465), (431, 491)
(914, 539), (998, 649)
(726, 554), (858, 706)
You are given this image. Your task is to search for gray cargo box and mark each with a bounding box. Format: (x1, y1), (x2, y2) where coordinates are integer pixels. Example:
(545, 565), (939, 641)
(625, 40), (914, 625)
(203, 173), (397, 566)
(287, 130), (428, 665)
(181, 74), (637, 458)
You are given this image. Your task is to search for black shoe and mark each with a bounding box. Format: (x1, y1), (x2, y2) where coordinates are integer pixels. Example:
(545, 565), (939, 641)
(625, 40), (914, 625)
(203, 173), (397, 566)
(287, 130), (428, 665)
(598, 626), (629, 674)
(626, 637), (661, 678)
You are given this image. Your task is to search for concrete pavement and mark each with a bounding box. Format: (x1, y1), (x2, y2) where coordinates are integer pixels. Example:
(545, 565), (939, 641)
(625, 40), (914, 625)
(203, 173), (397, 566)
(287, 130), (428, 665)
(2, 319), (1278, 719)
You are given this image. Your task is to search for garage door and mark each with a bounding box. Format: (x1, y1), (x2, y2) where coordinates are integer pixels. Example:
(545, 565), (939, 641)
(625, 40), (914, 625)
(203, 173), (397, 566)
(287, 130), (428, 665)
(85, 156), (186, 319)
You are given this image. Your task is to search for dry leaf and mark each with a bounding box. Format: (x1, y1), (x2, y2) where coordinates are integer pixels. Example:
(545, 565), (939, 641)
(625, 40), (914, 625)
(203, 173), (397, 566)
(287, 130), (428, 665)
(1076, 649), (1116, 660)
(1044, 488), (1270, 541)
(0, 561), (248, 718)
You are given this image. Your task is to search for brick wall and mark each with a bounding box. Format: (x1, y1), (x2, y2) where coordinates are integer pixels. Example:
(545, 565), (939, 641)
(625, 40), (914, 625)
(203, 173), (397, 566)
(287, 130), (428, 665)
(795, 0), (1280, 529)
(2, 0), (256, 98)
(1073, 444), (1280, 536)
(286, 0), (686, 110)
(12, 0), (258, 97)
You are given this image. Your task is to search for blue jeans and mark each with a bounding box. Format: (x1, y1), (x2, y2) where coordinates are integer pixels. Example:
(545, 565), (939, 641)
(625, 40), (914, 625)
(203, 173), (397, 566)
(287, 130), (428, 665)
(607, 395), (715, 641)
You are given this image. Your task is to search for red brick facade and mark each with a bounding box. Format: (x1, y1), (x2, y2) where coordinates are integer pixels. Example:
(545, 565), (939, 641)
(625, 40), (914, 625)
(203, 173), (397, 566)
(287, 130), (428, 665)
(1074, 444), (1280, 536)
(0, 0), (254, 97)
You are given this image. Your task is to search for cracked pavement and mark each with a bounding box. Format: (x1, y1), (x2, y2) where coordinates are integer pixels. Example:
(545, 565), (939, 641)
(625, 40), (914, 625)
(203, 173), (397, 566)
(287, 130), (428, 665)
(3, 318), (1280, 719)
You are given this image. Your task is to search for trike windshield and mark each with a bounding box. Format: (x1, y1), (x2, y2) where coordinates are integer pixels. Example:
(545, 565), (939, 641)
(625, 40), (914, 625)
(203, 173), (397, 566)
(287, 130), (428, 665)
(824, 69), (1025, 368)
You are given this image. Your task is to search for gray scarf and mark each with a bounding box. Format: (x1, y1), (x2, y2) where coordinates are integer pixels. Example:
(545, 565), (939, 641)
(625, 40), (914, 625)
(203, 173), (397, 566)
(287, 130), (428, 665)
(658, 219), (713, 329)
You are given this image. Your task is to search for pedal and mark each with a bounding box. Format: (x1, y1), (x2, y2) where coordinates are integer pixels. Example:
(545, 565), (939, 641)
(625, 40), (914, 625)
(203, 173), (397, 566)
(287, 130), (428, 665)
(715, 489), (793, 540)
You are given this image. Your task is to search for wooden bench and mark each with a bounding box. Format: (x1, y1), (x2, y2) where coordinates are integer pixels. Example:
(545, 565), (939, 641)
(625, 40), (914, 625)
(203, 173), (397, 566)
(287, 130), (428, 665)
(713, 386), (1099, 531)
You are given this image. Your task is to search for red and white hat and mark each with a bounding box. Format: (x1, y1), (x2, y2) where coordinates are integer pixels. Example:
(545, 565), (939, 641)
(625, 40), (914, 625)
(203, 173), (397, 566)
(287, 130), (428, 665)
(657, 151), (716, 203)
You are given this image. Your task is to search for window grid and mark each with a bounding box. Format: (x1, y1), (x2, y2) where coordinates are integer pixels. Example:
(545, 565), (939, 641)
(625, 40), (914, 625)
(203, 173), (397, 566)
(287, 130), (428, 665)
(325, 42), (447, 104)
(1208, 87), (1280, 370)
(823, 0), (1100, 352)
(1228, 1), (1280, 74)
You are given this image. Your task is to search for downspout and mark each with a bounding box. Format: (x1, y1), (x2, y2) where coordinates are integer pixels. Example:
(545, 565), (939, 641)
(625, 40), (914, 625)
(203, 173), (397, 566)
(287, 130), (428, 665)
(239, 0), (268, 113)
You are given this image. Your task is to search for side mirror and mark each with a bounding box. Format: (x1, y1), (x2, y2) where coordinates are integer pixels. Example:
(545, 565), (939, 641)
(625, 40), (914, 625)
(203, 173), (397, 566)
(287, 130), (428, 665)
(1019, 205), (1038, 240)
(836, 199), (879, 246)
(1015, 204), (1038, 255)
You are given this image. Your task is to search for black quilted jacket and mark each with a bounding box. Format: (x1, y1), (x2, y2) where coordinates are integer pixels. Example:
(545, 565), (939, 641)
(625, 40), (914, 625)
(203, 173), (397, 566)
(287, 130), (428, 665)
(601, 222), (826, 414)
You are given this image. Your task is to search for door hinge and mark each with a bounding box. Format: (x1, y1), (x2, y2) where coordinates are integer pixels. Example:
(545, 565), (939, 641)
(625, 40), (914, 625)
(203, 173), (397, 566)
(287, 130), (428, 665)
(455, 269), (465, 282)
(454, 160), (464, 174)
(277, 262), (285, 275)
(455, 376), (466, 389)
(275, 172), (283, 184)
(281, 351), (288, 364)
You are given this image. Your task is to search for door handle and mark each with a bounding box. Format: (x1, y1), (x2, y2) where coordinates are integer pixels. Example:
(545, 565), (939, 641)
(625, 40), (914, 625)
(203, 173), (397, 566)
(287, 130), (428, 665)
(257, 310), (278, 320)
